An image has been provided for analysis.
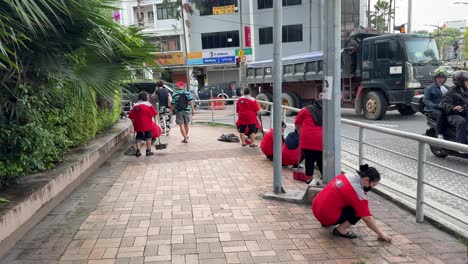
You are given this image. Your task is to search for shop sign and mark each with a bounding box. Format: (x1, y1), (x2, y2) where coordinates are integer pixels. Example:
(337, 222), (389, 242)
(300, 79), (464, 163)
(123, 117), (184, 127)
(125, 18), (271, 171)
(154, 52), (184, 66)
(188, 49), (237, 65)
(213, 5), (236, 15)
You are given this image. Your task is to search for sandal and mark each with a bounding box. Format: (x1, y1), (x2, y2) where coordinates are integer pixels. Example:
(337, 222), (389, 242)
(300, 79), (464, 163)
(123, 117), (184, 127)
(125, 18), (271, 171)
(332, 228), (357, 239)
(182, 139), (188, 143)
(249, 144), (258, 147)
(242, 143), (247, 147)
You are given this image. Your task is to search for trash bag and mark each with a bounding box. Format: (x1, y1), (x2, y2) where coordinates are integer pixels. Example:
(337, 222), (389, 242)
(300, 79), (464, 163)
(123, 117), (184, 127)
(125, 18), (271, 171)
(217, 133), (240, 142)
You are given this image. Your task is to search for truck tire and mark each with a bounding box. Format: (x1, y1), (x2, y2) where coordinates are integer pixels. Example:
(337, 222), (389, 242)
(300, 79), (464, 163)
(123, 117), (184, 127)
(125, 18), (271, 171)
(397, 105), (416, 116)
(256, 93), (273, 115)
(290, 92), (302, 111)
(281, 92), (300, 116)
(363, 91), (388, 120)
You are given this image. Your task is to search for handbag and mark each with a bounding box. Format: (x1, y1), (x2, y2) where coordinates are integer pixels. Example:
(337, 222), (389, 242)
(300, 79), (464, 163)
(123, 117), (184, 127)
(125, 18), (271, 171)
(292, 148), (309, 182)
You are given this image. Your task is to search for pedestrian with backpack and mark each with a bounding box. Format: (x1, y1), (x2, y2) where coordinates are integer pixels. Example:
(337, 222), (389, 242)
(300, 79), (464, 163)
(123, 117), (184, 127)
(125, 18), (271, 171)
(170, 81), (195, 143)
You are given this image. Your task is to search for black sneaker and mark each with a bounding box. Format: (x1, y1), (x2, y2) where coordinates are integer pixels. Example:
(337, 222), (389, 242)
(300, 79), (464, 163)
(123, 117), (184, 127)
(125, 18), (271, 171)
(135, 149), (141, 157)
(146, 149), (154, 156)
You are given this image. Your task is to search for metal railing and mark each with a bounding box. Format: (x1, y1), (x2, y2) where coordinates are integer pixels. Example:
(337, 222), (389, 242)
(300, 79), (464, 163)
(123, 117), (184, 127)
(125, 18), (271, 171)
(192, 98), (468, 228)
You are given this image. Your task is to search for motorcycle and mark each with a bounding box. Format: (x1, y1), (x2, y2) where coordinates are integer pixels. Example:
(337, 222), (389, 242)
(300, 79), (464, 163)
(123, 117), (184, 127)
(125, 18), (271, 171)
(411, 94), (468, 159)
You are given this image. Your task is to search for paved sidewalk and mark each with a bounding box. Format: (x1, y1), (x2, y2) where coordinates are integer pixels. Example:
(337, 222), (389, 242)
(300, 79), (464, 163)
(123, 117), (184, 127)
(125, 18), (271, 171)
(1, 125), (466, 264)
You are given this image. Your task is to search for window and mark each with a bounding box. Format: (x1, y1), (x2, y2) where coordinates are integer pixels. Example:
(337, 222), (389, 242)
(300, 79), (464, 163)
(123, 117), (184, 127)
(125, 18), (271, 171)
(148, 11), (154, 23)
(376, 42), (390, 60)
(202, 30), (239, 49)
(282, 0), (302, 6)
(199, 0), (238, 16)
(157, 3), (175, 20)
(149, 36), (181, 52)
(258, 0), (300, 9)
(282, 24), (302, 43)
(259, 27), (273, 45)
(258, 0), (273, 9)
(259, 25), (303, 44)
(362, 43), (370, 61)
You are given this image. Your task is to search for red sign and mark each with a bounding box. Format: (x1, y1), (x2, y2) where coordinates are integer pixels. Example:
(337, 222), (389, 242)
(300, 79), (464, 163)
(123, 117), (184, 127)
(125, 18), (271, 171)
(244, 26), (251, 47)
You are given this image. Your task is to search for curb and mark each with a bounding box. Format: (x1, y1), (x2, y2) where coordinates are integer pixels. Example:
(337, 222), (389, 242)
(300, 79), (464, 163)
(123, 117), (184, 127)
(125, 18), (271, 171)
(0, 119), (132, 257)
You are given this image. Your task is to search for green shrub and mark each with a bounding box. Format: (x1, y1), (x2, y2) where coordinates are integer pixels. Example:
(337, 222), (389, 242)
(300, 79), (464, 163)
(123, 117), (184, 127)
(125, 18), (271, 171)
(0, 86), (122, 187)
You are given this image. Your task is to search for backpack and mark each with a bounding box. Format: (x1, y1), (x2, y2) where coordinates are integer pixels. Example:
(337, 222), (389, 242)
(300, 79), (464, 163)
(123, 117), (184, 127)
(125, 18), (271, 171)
(176, 92), (189, 111)
(284, 130), (299, 150)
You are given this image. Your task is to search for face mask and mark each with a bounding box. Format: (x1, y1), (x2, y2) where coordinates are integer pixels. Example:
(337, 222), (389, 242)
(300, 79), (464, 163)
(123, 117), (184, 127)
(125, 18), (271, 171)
(363, 186), (373, 192)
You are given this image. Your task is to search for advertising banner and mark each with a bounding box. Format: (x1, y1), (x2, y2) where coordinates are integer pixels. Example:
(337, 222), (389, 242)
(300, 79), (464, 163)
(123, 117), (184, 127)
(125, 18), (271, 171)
(154, 52), (184, 66)
(212, 5), (236, 15)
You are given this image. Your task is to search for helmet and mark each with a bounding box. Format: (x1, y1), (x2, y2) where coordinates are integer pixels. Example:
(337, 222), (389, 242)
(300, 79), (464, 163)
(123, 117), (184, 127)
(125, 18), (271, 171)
(432, 67), (448, 80)
(452, 70), (468, 87)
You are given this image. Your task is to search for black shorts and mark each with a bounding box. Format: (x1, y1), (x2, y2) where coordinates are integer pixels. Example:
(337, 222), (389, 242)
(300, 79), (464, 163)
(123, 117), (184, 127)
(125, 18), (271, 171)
(237, 124), (258, 135)
(136, 130), (152, 141)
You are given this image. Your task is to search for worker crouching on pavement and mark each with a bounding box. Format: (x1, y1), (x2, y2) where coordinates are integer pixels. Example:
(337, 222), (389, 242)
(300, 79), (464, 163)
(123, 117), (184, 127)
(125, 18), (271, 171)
(260, 121), (286, 160)
(312, 164), (392, 242)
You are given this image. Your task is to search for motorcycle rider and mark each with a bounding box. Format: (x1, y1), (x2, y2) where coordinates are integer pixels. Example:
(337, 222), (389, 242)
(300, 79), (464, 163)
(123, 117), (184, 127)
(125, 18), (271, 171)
(423, 67), (449, 139)
(439, 70), (468, 144)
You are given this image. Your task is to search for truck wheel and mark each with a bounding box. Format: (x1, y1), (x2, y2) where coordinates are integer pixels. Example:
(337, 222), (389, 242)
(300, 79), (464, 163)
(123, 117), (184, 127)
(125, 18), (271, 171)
(256, 93), (273, 115)
(397, 105), (416, 116)
(290, 92), (302, 111)
(281, 93), (300, 116)
(363, 91), (388, 120)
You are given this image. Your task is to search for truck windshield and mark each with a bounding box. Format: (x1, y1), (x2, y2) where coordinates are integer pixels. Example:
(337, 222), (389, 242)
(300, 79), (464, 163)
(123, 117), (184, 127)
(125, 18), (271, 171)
(404, 37), (440, 63)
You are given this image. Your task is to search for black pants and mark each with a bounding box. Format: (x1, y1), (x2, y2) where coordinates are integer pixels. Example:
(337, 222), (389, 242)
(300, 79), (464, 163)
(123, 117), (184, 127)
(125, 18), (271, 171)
(447, 115), (467, 144)
(428, 109), (445, 136)
(335, 206), (361, 225)
(302, 149), (323, 177)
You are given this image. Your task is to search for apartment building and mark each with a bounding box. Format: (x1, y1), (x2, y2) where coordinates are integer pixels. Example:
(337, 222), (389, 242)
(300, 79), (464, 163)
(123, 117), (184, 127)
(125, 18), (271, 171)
(117, 0), (364, 86)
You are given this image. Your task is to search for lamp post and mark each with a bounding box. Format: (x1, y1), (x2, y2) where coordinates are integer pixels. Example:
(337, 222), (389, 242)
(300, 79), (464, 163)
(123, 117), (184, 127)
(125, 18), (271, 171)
(426, 24), (445, 61)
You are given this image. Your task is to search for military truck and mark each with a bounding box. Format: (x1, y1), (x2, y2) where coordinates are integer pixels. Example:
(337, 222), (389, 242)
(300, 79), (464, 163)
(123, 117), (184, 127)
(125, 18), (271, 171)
(246, 31), (441, 120)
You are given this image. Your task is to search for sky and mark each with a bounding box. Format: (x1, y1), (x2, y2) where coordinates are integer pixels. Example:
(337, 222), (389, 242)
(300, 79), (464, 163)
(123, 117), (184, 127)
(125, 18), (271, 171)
(369, 0), (468, 31)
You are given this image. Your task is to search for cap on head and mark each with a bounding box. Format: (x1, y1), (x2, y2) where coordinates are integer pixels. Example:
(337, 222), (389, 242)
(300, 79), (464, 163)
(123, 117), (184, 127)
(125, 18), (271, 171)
(177, 81), (185, 89)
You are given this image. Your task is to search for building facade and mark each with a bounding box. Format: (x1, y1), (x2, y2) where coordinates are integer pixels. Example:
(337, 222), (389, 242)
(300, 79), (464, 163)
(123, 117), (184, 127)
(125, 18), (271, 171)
(117, 0), (364, 86)
(445, 20), (466, 63)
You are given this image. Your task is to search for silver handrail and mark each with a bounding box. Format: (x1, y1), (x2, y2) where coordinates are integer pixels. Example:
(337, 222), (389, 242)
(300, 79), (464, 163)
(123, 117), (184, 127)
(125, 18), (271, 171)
(193, 97), (468, 227)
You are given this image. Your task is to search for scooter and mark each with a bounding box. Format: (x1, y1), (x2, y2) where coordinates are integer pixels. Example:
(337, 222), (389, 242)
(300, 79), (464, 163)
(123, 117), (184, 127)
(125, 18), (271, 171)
(411, 95), (468, 159)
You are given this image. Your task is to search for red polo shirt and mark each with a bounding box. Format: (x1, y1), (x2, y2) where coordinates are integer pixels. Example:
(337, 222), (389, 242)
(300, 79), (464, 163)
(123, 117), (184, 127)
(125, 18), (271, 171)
(129, 101), (157, 132)
(260, 129), (274, 157)
(312, 174), (372, 226)
(281, 144), (299, 166)
(294, 107), (322, 151)
(236, 96), (260, 125)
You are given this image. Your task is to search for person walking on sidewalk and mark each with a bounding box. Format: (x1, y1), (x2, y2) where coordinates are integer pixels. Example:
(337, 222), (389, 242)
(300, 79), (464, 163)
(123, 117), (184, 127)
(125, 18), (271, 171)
(171, 81), (195, 143)
(295, 99), (323, 185)
(236, 88), (261, 147)
(152, 80), (172, 136)
(312, 164), (392, 242)
(129, 92), (157, 157)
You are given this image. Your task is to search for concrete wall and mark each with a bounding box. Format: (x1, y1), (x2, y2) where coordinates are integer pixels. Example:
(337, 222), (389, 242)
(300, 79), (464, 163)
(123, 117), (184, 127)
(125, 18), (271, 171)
(0, 120), (132, 257)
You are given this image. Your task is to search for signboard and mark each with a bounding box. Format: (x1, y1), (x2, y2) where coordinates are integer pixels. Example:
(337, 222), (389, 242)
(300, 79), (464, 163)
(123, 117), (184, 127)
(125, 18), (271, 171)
(213, 5), (236, 15)
(244, 26), (251, 47)
(187, 49), (237, 65)
(235, 48), (253, 62)
(154, 52), (184, 66)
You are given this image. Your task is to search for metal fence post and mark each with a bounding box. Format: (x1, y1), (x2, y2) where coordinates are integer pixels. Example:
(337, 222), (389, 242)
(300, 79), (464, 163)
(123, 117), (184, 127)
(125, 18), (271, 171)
(358, 127), (365, 165)
(210, 90), (214, 124)
(233, 100), (236, 125)
(416, 141), (426, 223)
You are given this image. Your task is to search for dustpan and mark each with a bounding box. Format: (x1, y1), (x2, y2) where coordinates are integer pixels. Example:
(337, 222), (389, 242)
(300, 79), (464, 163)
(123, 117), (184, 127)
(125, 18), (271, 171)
(154, 136), (168, 150)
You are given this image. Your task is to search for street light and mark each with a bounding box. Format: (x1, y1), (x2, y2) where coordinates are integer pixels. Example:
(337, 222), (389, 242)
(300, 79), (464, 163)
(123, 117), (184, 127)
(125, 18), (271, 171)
(453, 2), (468, 4)
(425, 24), (445, 61)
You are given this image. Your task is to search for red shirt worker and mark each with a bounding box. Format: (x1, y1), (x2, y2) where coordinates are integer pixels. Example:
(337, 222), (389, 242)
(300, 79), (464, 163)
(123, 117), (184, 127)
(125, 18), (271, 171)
(312, 164), (392, 242)
(236, 88), (260, 147)
(129, 92), (158, 157)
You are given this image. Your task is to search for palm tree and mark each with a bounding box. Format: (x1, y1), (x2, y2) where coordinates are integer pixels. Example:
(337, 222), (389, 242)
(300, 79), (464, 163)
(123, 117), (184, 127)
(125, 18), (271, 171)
(0, 0), (156, 123)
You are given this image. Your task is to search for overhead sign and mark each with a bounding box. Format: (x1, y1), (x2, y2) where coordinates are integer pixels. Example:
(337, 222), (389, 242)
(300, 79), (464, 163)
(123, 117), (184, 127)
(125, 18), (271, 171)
(244, 26), (251, 47)
(235, 48), (253, 62)
(213, 5), (236, 15)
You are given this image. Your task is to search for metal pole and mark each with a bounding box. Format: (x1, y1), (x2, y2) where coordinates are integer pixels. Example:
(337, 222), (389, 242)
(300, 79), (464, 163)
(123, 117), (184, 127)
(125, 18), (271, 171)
(322, 0), (341, 184)
(416, 141), (426, 223)
(388, 0), (393, 33)
(210, 90), (214, 124)
(407, 0), (412, 33)
(239, 0), (244, 88)
(272, 0), (283, 194)
(358, 127), (365, 165)
(181, 2), (191, 91)
(367, 0), (371, 28)
(441, 30), (445, 61)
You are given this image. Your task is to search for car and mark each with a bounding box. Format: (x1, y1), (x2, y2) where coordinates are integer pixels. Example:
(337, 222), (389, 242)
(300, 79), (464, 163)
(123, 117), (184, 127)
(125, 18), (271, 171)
(197, 81), (241, 104)
(442, 66), (454, 77)
(121, 81), (174, 114)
